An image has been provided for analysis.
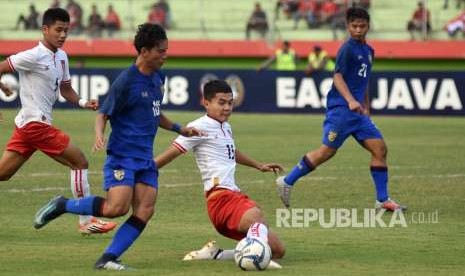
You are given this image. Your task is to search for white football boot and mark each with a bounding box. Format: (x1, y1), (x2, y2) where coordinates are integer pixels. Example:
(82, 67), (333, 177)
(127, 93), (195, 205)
(276, 176), (292, 208)
(183, 240), (221, 261)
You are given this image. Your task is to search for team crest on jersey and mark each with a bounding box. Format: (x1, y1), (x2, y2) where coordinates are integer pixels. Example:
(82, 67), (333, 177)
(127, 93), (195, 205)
(113, 170), (125, 181)
(328, 131), (338, 142)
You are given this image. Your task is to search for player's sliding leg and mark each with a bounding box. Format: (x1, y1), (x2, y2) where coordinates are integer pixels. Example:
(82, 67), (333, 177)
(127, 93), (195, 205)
(363, 139), (407, 212)
(276, 145), (336, 207)
(71, 169), (117, 235)
(239, 207), (286, 260)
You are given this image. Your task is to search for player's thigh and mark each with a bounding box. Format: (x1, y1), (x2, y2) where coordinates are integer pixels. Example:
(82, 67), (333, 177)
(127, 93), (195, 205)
(104, 185), (133, 215)
(132, 184), (157, 222)
(238, 206), (267, 233)
(49, 142), (88, 169)
(0, 150), (28, 179)
(322, 107), (352, 149)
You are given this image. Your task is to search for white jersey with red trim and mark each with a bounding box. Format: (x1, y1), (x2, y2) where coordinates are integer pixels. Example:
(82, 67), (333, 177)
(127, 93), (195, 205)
(172, 115), (240, 192)
(7, 41), (71, 128)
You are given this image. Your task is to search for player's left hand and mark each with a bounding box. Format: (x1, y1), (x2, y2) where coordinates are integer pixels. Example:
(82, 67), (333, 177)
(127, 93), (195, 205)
(258, 163), (284, 174)
(85, 99), (99, 111)
(180, 127), (207, 137)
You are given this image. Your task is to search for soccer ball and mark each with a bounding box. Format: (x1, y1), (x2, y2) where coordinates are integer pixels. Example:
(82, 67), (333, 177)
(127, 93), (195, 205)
(234, 237), (271, 271)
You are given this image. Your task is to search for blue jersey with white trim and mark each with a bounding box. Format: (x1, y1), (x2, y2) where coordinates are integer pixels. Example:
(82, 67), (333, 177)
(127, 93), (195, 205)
(326, 38), (374, 109)
(100, 65), (165, 160)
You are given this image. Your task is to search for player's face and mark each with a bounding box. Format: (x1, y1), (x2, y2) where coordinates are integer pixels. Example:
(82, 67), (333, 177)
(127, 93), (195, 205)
(42, 21), (69, 50)
(347, 18), (369, 41)
(204, 92), (233, 123)
(145, 40), (168, 71)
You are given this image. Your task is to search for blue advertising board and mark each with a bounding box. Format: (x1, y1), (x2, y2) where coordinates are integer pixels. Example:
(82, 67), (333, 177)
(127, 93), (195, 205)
(1, 69), (463, 115)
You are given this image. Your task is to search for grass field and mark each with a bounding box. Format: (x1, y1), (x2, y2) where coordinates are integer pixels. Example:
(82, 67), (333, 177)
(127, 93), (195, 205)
(0, 110), (464, 275)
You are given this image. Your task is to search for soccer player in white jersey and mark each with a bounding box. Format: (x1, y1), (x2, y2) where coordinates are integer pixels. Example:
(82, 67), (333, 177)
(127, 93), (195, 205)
(0, 8), (116, 235)
(155, 80), (286, 268)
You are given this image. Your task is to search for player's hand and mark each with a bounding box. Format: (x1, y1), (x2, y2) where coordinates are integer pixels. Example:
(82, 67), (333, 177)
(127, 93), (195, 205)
(0, 82), (13, 96)
(180, 126), (207, 137)
(92, 134), (106, 153)
(348, 100), (364, 114)
(85, 99), (99, 111)
(257, 163), (284, 174)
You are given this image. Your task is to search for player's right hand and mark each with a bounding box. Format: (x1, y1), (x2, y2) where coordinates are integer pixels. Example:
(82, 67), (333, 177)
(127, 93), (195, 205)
(93, 135), (106, 153)
(85, 99), (99, 111)
(0, 82), (13, 96)
(348, 100), (364, 114)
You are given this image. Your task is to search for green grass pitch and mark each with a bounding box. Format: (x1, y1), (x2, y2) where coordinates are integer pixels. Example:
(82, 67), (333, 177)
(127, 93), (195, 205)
(0, 110), (464, 275)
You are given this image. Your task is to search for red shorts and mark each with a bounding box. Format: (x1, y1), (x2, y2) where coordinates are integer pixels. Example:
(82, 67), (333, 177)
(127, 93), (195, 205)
(206, 188), (257, 241)
(6, 122), (70, 159)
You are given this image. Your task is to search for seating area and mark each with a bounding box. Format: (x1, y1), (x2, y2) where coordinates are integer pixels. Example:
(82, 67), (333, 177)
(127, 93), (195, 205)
(0, 0), (461, 41)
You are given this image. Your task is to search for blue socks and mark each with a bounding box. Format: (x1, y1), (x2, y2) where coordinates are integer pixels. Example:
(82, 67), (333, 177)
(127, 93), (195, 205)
(65, 196), (104, 216)
(105, 215), (147, 258)
(370, 166), (389, 202)
(284, 156), (315, 186)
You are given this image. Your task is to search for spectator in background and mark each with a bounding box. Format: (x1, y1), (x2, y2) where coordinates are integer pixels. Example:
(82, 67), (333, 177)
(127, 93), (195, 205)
(104, 4), (121, 37)
(87, 4), (103, 38)
(331, 2), (347, 40)
(320, 0), (338, 24)
(275, 0), (299, 20)
(155, 0), (171, 29)
(258, 40), (297, 71)
(246, 2), (269, 40)
(293, 0), (320, 29)
(445, 10), (465, 38)
(16, 4), (40, 30)
(305, 45), (335, 76)
(66, 0), (83, 34)
(407, 1), (432, 40)
(50, 0), (62, 8)
(443, 0), (465, 9)
(148, 3), (168, 29)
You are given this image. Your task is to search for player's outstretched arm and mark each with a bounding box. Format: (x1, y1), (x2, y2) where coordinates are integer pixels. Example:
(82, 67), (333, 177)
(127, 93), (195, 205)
(159, 112), (205, 137)
(235, 149), (283, 173)
(60, 82), (98, 110)
(154, 146), (183, 169)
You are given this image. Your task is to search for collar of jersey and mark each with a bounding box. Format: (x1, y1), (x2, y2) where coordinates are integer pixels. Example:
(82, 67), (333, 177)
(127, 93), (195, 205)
(204, 114), (226, 126)
(38, 41), (57, 55)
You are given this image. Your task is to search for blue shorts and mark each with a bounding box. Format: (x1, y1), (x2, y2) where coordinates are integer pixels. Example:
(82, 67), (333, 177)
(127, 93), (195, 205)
(322, 106), (383, 149)
(103, 155), (158, 191)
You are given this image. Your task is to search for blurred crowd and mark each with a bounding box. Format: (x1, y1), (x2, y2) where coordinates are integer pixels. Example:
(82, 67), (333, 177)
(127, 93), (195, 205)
(13, 0), (465, 40)
(15, 0), (171, 38)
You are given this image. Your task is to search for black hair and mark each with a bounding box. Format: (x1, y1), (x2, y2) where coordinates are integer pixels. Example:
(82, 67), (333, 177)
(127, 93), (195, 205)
(42, 8), (70, 27)
(203, 80), (232, 101)
(134, 23), (167, 54)
(346, 7), (370, 23)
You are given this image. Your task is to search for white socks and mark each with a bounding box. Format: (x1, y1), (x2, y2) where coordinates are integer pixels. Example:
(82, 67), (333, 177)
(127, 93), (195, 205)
(71, 169), (93, 224)
(246, 222), (269, 243)
(214, 249), (235, 260)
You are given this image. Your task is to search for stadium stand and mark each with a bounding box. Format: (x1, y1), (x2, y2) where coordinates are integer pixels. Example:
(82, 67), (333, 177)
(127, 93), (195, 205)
(0, 0), (461, 41)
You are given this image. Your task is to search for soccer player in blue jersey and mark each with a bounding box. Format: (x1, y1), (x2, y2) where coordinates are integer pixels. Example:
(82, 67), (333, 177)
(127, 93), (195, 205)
(276, 7), (406, 212)
(33, 23), (202, 270)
